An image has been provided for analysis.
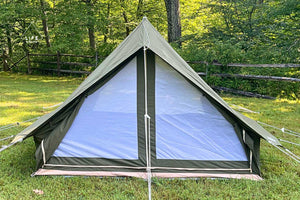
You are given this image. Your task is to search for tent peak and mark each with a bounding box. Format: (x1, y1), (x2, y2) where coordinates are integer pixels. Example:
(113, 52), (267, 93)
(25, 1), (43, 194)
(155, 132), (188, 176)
(139, 17), (151, 47)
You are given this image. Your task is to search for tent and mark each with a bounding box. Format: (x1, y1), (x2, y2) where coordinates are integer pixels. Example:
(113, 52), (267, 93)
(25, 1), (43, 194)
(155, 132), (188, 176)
(11, 17), (280, 180)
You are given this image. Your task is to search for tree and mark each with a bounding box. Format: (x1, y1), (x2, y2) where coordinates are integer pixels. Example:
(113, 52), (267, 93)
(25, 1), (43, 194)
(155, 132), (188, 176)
(164, 0), (181, 46)
(120, 0), (130, 36)
(39, 0), (51, 48)
(84, 0), (96, 51)
(136, 0), (144, 19)
(1, 50), (9, 71)
(0, 0), (16, 58)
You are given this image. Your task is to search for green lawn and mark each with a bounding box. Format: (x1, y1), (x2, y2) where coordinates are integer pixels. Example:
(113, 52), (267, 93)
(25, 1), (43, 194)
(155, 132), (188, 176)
(0, 72), (299, 199)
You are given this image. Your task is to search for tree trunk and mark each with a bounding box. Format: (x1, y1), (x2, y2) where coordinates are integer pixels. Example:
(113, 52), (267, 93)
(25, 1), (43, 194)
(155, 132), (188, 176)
(88, 25), (96, 50)
(21, 20), (28, 53)
(120, 0), (130, 36)
(104, 3), (110, 44)
(136, 0), (144, 19)
(40, 0), (51, 48)
(164, 0), (182, 46)
(2, 50), (9, 71)
(26, 50), (31, 74)
(122, 11), (130, 36)
(85, 0), (96, 50)
(6, 27), (12, 57)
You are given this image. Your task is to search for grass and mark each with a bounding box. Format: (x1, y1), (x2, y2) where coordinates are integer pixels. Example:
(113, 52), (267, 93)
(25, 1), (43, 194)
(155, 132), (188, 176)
(0, 72), (299, 199)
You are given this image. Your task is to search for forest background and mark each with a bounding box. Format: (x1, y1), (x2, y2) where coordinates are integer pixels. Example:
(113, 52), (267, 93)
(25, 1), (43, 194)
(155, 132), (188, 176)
(0, 0), (299, 99)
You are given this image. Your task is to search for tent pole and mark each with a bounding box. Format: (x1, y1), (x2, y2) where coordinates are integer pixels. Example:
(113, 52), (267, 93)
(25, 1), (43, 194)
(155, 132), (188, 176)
(0, 142), (17, 153)
(143, 45), (152, 200)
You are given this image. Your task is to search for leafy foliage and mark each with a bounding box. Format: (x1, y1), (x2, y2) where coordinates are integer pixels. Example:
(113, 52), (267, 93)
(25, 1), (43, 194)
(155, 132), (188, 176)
(0, 0), (299, 99)
(178, 0), (300, 99)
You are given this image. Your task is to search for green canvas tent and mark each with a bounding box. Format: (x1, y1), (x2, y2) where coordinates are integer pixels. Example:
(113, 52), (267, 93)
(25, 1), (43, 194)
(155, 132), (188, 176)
(11, 17), (281, 180)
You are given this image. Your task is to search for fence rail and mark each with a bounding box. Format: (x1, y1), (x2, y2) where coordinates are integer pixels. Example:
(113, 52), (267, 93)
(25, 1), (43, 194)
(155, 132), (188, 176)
(212, 86), (276, 99)
(33, 61), (94, 67)
(29, 53), (95, 58)
(193, 61), (299, 98)
(2, 53), (299, 98)
(198, 73), (300, 82)
(187, 61), (300, 68)
(30, 67), (91, 74)
(24, 51), (98, 76)
(9, 55), (27, 70)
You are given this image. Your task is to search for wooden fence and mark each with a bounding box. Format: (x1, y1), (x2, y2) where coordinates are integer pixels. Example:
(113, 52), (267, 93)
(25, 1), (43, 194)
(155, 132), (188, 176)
(187, 61), (300, 98)
(187, 61), (300, 68)
(197, 72), (300, 82)
(188, 61), (300, 82)
(2, 53), (299, 98)
(4, 51), (99, 76)
(4, 53), (300, 80)
(27, 51), (99, 76)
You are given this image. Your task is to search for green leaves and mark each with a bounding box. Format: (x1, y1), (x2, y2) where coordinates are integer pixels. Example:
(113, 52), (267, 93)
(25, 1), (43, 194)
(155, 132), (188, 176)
(0, 0), (167, 56)
(0, 0), (298, 98)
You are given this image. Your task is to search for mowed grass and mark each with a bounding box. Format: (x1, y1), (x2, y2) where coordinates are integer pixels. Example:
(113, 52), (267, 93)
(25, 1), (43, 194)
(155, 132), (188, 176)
(0, 72), (299, 199)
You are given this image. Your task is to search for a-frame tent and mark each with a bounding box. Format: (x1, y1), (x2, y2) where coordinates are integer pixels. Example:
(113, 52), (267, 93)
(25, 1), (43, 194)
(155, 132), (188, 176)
(11, 18), (281, 180)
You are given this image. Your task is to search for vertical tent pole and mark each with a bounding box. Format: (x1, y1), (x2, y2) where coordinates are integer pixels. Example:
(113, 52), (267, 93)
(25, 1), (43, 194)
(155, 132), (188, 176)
(143, 45), (152, 200)
(249, 150), (253, 173)
(243, 129), (253, 172)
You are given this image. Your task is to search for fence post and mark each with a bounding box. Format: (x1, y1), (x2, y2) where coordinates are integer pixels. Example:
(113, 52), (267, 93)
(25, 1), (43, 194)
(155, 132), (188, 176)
(26, 51), (32, 74)
(95, 51), (98, 67)
(57, 51), (61, 76)
(205, 63), (209, 81)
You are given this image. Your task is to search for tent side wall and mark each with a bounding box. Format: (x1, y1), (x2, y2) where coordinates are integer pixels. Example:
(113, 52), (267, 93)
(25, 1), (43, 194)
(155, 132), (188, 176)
(35, 50), (143, 170)
(150, 52), (261, 175)
(35, 96), (85, 169)
(198, 91), (261, 175)
(201, 92), (262, 175)
(34, 50), (261, 178)
(143, 19), (280, 147)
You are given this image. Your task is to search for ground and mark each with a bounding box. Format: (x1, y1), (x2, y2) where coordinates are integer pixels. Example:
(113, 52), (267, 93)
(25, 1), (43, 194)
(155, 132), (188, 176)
(0, 72), (299, 199)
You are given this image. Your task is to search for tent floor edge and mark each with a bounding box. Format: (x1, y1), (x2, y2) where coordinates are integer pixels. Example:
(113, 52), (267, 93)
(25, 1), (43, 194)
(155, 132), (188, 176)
(33, 169), (262, 180)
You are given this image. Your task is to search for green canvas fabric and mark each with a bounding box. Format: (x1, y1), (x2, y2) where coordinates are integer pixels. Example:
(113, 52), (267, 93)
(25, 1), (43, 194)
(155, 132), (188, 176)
(12, 17), (280, 159)
(34, 96), (85, 168)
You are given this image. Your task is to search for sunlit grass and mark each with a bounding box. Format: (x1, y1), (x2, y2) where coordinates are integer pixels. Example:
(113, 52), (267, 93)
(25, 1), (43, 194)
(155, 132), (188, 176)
(0, 72), (83, 126)
(0, 73), (299, 199)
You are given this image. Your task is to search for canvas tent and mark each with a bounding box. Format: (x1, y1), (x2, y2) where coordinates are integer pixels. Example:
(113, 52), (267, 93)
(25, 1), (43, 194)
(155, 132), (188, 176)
(11, 17), (281, 180)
